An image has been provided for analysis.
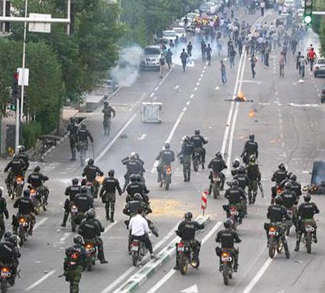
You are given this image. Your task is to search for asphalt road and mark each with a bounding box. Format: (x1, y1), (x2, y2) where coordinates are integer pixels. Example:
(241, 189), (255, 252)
(1, 7), (325, 293)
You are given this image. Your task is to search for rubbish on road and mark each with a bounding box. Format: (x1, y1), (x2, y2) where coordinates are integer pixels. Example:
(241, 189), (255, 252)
(141, 102), (162, 123)
(248, 109), (256, 118)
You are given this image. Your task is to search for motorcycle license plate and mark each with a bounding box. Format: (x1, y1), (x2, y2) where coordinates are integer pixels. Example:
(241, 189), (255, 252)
(131, 245), (139, 251)
(17, 179), (23, 185)
(221, 256), (231, 262)
(71, 207), (78, 213)
(30, 192), (36, 197)
(305, 225), (314, 232)
(1, 271), (10, 278)
(177, 246), (184, 252)
(269, 230), (276, 236)
(230, 210), (238, 216)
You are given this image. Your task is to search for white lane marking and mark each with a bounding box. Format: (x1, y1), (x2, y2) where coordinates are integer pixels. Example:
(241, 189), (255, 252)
(150, 93), (154, 98)
(166, 111), (185, 143)
(215, 86), (219, 90)
(186, 101), (191, 106)
(196, 82), (200, 86)
(242, 258), (273, 293)
(138, 134), (147, 140)
(174, 85), (180, 90)
(153, 96), (158, 101)
(200, 74), (204, 77)
(100, 222), (181, 293)
(154, 86), (159, 91)
(194, 87), (198, 91)
(146, 222), (222, 293)
(103, 220), (118, 234)
(95, 114), (137, 163)
(198, 78), (202, 82)
(151, 160), (159, 173)
(183, 107), (187, 112)
(159, 66), (173, 86)
(190, 94), (194, 99)
(34, 217), (48, 230)
(59, 232), (71, 243)
(25, 270), (56, 291)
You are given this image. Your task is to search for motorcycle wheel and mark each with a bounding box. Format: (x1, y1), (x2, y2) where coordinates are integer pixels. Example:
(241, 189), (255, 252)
(16, 185), (23, 198)
(223, 263), (230, 285)
(18, 229), (25, 246)
(286, 225), (290, 236)
(213, 182), (220, 199)
(277, 239), (283, 253)
(269, 240), (276, 259)
(164, 182), (169, 191)
(132, 250), (138, 267)
(193, 159), (199, 172)
(191, 255), (200, 269)
(306, 233), (312, 254)
(34, 206), (40, 216)
(1, 278), (7, 293)
(71, 219), (76, 232)
(87, 259), (92, 271)
(179, 255), (188, 275)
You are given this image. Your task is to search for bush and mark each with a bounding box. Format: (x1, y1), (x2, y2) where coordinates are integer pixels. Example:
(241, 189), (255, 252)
(22, 122), (42, 150)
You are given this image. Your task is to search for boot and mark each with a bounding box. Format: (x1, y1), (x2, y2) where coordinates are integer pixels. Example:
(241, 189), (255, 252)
(187, 171), (191, 182)
(252, 193), (257, 204)
(208, 184), (212, 195)
(61, 213), (69, 227)
(183, 172), (188, 182)
(294, 241), (300, 252)
(233, 262), (238, 272)
(248, 194), (252, 204)
(313, 231), (318, 243)
(110, 212), (114, 223)
(284, 242), (290, 258)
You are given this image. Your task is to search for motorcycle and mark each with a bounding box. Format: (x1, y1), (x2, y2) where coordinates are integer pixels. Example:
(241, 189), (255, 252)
(18, 216), (29, 246)
(11, 175), (24, 200)
(212, 172), (222, 199)
(302, 220), (315, 254)
(192, 149), (202, 172)
(222, 205), (241, 230)
(267, 223), (284, 259)
(70, 204), (78, 232)
(0, 266), (15, 293)
(220, 249), (234, 285)
(285, 207), (295, 236)
(130, 238), (147, 267)
(81, 179), (95, 201)
(84, 241), (97, 271)
(29, 186), (47, 215)
(177, 240), (199, 275)
(162, 165), (172, 190)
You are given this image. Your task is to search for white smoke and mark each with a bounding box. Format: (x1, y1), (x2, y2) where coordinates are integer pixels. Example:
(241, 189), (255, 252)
(299, 28), (321, 56)
(110, 45), (143, 87)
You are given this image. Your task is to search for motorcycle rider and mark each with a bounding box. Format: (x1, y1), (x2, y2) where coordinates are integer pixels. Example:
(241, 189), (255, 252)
(73, 186), (94, 225)
(156, 142), (175, 185)
(121, 153), (143, 192)
(174, 212), (204, 270)
(290, 174), (302, 199)
(77, 123), (94, 166)
(100, 170), (122, 222)
(190, 130), (208, 169)
(178, 136), (195, 182)
(245, 155), (261, 204)
(63, 235), (86, 293)
(208, 152), (227, 191)
(224, 179), (246, 222)
(126, 174), (145, 201)
(17, 145), (29, 171)
(128, 207), (154, 258)
(27, 166), (49, 205)
(231, 158), (241, 177)
(13, 189), (36, 235)
(102, 101), (116, 135)
(215, 219), (241, 272)
(241, 134), (258, 165)
(271, 163), (288, 201)
(280, 182), (298, 228)
(4, 154), (25, 194)
(266, 196), (290, 258)
(61, 178), (81, 228)
(67, 117), (79, 161)
(0, 188), (9, 240)
(82, 159), (103, 198)
(0, 234), (21, 280)
(234, 166), (249, 216)
(78, 209), (108, 264)
(135, 174), (150, 202)
(294, 193), (319, 251)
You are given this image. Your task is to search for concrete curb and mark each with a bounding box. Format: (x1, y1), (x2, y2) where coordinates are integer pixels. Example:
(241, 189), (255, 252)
(40, 87), (121, 161)
(114, 215), (210, 293)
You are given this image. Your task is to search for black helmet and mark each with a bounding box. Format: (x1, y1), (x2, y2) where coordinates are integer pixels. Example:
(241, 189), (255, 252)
(134, 193), (143, 201)
(249, 155), (256, 163)
(274, 196), (282, 205)
(23, 189), (30, 197)
(184, 212), (193, 220)
(249, 134), (255, 140)
(278, 163), (285, 170)
(104, 101), (108, 106)
(81, 123), (86, 129)
(135, 174), (142, 182)
(130, 174), (137, 182)
(130, 152), (137, 160)
(232, 158), (240, 168)
(183, 136), (190, 142)
(287, 171), (293, 179)
(224, 218), (233, 229)
(194, 130), (200, 135)
(238, 166), (245, 174)
(12, 154), (19, 160)
(9, 235), (20, 246)
(4, 231), (12, 241)
(18, 145), (26, 152)
(164, 142), (170, 149)
(81, 186), (88, 194)
(284, 182), (292, 190)
(73, 234), (85, 245)
(216, 151), (222, 158)
(290, 174), (297, 181)
(108, 169), (115, 176)
(232, 179), (239, 186)
(34, 166), (41, 172)
(87, 158), (94, 165)
(304, 193), (311, 202)
(0, 188), (2, 197)
(85, 208), (95, 220)
(72, 178), (79, 185)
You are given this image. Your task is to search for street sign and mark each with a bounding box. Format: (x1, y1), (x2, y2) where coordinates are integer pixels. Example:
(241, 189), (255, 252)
(28, 13), (51, 33)
(181, 284), (199, 293)
(17, 68), (29, 86)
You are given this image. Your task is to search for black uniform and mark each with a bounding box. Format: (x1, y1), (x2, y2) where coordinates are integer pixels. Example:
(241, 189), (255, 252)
(241, 140), (258, 164)
(82, 165), (103, 198)
(13, 196), (35, 233)
(156, 150), (175, 182)
(122, 158), (142, 191)
(74, 193), (93, 213)
(126, 182), (144, 199)
(4, 158), (25, 193)
(233, 173), (249, 190)
(100, 176), (122, 221)
(225, 186), (246, 220)
(280, 191), (297, 209)
(66, 120), (79, 161)
(0, 241), (20, 275)
(178, 141), (195, 181)
(208, 157), (227, 189)
(27, 171), (49, 203)
(0, 196), (9, 240)
(271, 169), (287, 198)
(18, 152), (29, 171)
(190, 135), (208, 163)
(62, 185), (82, 227)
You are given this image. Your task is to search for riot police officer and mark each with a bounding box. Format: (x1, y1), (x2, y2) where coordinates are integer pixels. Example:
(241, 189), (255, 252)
(27, 166), (49, 205)
(66, 117), (79, 161)
(224, 180), (246, 221)
(121, 153), (143, 192)
(241, 134), (258, 165)
(0, 188), (9, 240)
(208, 152), (227, 190)
(156, 142), (175, 184)
(82, 159), (103, 198)
(74, 186), (93, 224)
(178, 136), (195, 182)
(4, 154), (25, 194)
(245, 155), (261, 204)
(17, 145), (29, 171)
(271, 163), (287, 200)
(77, 123), (94, 166)
(190, 130), (208, 168)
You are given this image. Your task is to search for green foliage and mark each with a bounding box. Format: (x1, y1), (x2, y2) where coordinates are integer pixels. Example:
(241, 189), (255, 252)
(321, 19), (325, 56)
(22, 122), (42, 150)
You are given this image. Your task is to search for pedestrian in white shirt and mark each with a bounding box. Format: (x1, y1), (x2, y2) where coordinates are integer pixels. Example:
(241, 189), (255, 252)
(129, 208), (154, 258)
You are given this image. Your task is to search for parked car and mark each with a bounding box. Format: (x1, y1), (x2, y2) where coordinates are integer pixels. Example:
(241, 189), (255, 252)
(314, 58), (325, 78)
(172, 27), (186, 39)
(162, 30), (177, 42)
(140, 45), (161, 71)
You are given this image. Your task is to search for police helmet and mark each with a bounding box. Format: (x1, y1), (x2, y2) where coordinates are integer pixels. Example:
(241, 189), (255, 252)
(81, 186), (88, 194)
(108, 169), (115, 176)
(9, 235), (20, 246)
(87, 158), (94, 165)
(232, 158), (240, 168)
(184, 136), (190, 142)
(72, 178), (79, 185)
(238, 166), (245, 174)
(284, 182), (292, 190)
(130, 152), (137, 160)
(290, 174), (297, 182)
(278, 163), (285, 170)
(304, 193), (311, 202)
(232, 179), (239, 186)
(18, 145), (26, 153)
(34, 166), (41, 172)
(4, 231), (12, 241)
(164, 142), (170, 149)
(194, 130), (200, 135)
(23, 189), (30, 197)
(224, 218), (233, 229)
(274, 196), (282, 205)
(134, 193), (143, 201)
(216, 151), (222, 158)
(249, 155), (256, 163)
(287, 171), (293, 179)
(130, 174), (137, 182)
(184, 212), (193, 220)
(249, 134), (255, 140)
(73, 234), (85, 245)
(135, 174), (142, 182)
(12, 154), (19, 160)
(85, 208), (95, 220)
(104, 101), (108, 106)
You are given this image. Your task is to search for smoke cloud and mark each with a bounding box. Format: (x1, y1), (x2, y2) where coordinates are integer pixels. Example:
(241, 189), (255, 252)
(110, 45), (143, 87)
